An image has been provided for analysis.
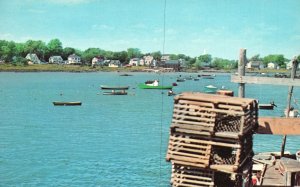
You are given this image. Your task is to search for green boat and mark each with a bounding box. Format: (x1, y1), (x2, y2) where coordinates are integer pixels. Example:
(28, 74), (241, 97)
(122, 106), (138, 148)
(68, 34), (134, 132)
(138, 80), (173, 89)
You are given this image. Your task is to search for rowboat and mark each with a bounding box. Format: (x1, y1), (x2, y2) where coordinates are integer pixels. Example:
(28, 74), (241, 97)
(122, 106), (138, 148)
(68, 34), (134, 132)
(258, 104), (276, 110)
(53, 101), (82, 106)
(103, 90), (127, 95)
(100, 85), (129, 90)
(204, 85), (218, 94)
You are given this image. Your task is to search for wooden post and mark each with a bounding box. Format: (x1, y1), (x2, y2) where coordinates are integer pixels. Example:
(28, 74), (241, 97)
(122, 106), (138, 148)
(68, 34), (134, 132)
(280, 135), (287, 157)
(238, 49), (246, 98)
(286, 58), (298, 117)
(281, 58), (299, 157)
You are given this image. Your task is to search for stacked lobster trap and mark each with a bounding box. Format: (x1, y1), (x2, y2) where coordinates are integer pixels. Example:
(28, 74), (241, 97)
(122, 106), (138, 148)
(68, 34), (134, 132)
(166, 92), (258, 187)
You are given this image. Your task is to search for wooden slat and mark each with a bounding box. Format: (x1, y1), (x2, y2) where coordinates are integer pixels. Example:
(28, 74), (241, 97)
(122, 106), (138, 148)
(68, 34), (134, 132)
(173, 108), (216, 117)
(174, 104), (246, 116)
(173, 114), (216, 123)
(169, 135), (241, 148)
(171, 124), (214, 132)
(175, 92), (255, 106)
(231, 75), (300, 86)
(257, 117), (300, 135)
(172, 120), (214, 127)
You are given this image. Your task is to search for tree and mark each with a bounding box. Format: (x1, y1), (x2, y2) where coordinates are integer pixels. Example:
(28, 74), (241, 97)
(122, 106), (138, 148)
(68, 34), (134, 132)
(263, 54), (285, 67)
(151, 51), (162, 60)
(46, 39), (63, 59)
(24, 40), (47, 60)
(249, 54), (261, 61)
(82, 48), (102, 64)
(198, 54), (212, 64)
(62, 47), (76, 59)
(186, 57), (196, 68)
(0, 40), (16, 62)
(127, 48), (141, 59)
(211, 58), (237, 70)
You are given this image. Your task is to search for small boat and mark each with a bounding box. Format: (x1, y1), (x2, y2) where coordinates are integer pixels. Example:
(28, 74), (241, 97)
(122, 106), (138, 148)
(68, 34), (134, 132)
(194, 78), (199, 81)
(138, 80), (173, 89)
(258, 102), (277, 110)
(199, 74), (215, 79)
(176, 78), (185, 82)
(185, 76), (193, 80)
(204, 85), (218, 94)
(119, 73), (133, 76)
(100, 85), (129, 90)
(103, 90), (127, 95)
(168, 90), (176, 96)
(53, 101), (82, 106)
(172, 82), (178, 86)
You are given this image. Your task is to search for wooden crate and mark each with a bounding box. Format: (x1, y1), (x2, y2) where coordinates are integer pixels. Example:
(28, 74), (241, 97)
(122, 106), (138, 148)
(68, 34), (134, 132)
(166, 131), (253, 173)
(170, 162), (252, 187)
(171, 163), (215, 187)
(172, 92), (258, 139)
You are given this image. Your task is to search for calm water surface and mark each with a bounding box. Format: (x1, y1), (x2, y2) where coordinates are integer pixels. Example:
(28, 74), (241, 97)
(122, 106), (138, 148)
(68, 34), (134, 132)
(0, 72), (299, 186)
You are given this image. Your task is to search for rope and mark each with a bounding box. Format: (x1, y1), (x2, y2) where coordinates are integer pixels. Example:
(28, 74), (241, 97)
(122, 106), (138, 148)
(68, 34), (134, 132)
(159, 0), (167, 186)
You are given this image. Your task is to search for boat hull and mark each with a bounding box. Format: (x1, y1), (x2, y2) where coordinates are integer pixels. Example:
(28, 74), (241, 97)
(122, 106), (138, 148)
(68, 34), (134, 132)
(53, 101), (82, 106)
(138, 83), (173, 89)
(103, 91), (127, 95)
(100, 85), (129, 90)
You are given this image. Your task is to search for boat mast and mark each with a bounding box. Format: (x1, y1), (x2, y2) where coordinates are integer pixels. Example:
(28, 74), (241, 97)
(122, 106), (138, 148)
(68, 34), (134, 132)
(281, 57), (299, 157)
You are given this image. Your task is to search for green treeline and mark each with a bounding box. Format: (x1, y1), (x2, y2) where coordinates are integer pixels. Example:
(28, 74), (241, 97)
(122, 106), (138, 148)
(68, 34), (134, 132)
(0, 38), (294, 70)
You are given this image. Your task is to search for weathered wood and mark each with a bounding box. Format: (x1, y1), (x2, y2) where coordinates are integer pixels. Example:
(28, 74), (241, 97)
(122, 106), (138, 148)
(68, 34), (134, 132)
(231, 75), (300, 86)
(173, 114), (216, 123)
(286, 58), (299, 116)
(169, 134), (242, 148)
(175, 92), (256, 107)
(238, 48), (246, 98)
(257, 117), (300, 135)
(280, 135), (287, 157)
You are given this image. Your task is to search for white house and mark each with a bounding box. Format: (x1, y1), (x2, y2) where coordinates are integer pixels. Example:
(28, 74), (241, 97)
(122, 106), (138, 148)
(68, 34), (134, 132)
(25, 53), (41, 64)
(108, 60), (121, 67)
(286, 60), (300, 70)
(161, 54), (170, 62)
(67, 54), (81, 65)
(129, 58), (140, 66)
(91, 57), (104, 66)
(267, 62), (278, 69)
(49, 56), (64, 64)
(247, 61), (264, 69)
(143, 55), (154, 66)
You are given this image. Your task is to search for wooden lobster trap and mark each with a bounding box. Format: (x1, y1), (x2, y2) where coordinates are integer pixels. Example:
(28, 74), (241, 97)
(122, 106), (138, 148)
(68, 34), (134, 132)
(170, 161), (252, 187)
(172, 92), (258, 139)
(171, 162), (215, 187)
(166, 131), (253, 173)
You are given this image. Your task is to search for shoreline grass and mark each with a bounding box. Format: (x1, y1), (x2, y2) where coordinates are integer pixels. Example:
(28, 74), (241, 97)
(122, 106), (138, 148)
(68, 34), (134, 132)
(0, 64), (293, 74)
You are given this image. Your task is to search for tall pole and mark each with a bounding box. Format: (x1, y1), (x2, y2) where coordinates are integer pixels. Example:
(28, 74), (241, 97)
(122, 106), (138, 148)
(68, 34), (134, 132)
(286, 58), (298, 117)
(281, 57), (298, 157)
(238, 49), (246, 98)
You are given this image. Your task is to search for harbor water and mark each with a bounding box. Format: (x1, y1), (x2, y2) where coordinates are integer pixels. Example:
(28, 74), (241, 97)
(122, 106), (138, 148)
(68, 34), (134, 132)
(0, 72), (299, 186)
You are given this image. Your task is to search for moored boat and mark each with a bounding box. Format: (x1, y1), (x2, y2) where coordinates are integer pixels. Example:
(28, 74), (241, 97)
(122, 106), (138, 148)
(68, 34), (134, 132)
(103, 90), (127, 95)
(138, 80), (173, 89)
(258, 102), (277, 110)
(100, 85), (129, 90)
(204, 85), (218, 94)
(53, 101), (82, 106)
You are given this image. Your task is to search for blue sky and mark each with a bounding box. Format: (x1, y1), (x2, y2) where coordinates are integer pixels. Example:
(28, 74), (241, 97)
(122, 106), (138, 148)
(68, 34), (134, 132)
(0, 0), (299, 60)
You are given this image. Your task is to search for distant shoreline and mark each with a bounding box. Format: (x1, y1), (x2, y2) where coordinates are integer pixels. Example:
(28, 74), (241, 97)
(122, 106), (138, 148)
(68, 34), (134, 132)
(0, 64), (290, 74)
